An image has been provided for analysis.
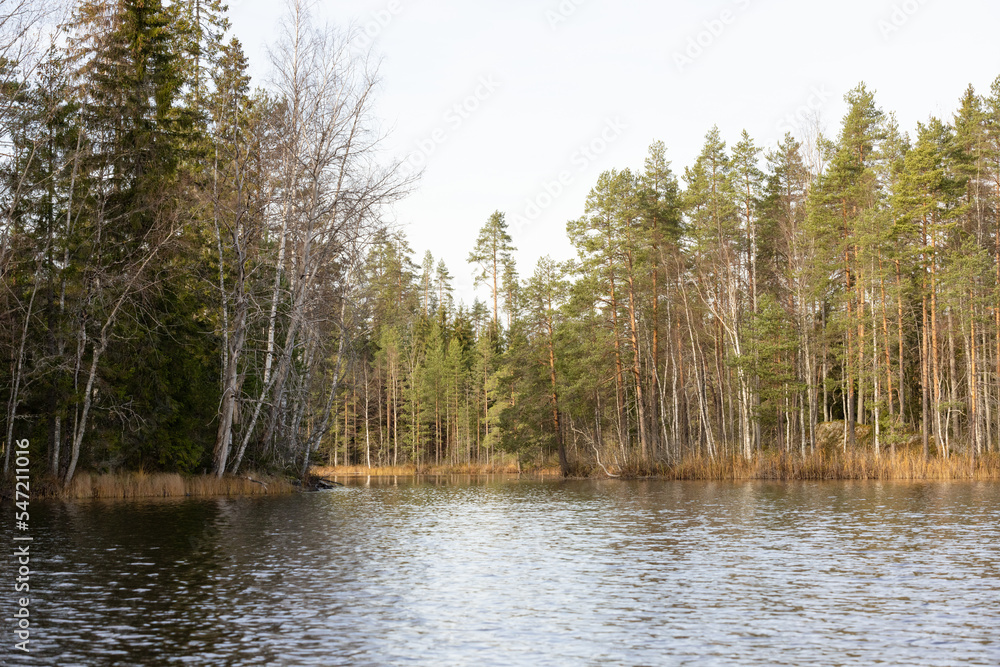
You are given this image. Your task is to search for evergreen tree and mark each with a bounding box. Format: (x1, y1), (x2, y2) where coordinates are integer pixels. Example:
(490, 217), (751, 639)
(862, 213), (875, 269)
(807, 84), (886, 452)
(468, 210), (515, 328)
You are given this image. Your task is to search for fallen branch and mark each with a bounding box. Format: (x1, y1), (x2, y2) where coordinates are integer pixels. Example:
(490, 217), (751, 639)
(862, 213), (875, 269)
(245, 476), (268, 489)
(570, 424), (619, 478)
(591, 445), (620, 478)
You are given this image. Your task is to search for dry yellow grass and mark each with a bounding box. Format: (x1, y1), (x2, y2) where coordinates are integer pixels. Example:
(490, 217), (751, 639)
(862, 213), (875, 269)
(58, 471), (295, 499)
(46, 451), (991, 497)
(567, 421), (1000, 480)
(312, 464), (418, 477)
(312, 461), (562, 477)
(650, 450), (1000, 481)
(15, 450), (991, 501)
(314, 450), (1000, 481)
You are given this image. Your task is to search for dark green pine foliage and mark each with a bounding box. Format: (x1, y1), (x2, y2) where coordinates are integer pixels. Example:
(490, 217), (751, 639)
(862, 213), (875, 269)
(806, 84), (886, 450)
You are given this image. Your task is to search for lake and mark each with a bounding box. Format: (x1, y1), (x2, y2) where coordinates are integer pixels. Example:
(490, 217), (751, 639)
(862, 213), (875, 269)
(3, 478), (1000, 665)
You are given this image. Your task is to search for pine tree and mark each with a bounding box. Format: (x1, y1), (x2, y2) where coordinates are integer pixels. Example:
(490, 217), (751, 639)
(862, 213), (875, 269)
(731, 130), (765, 454)
(640, 140), (681, 456)
(807, 84), (886, 452)
(763, 133), (816, 453)
(684, 126), (741, 456)
(894, 118), (965, 456)
(567, 169), (632, 453)
(468, 210), (515, 328)
(523, 255), (571, 474)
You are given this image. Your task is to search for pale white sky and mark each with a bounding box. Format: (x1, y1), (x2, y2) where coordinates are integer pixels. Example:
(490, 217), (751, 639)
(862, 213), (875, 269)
(229, 0), (1000, 306)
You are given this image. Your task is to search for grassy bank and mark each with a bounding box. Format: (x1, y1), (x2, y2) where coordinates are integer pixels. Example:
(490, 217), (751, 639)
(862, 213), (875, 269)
(311, 462), (562, 477)
(648, 451), (1000, 481)
(314, 451), (1000, 482)
(6, 471), (296, 500)
(16, 451), (993, 500)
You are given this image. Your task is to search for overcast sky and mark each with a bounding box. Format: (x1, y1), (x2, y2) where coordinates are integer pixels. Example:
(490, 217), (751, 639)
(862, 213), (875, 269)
(228, 0), (1000, 306)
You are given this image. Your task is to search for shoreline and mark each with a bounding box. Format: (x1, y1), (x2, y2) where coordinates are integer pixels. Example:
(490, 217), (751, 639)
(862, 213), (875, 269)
(314, 450), (1000, 482)
(4, 451), (998, 501)
(1, 471), (296, 501)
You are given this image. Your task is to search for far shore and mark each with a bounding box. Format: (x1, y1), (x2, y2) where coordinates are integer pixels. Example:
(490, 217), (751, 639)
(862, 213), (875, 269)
(314, 450), (1000, 482)
(4, 450), (997, 502)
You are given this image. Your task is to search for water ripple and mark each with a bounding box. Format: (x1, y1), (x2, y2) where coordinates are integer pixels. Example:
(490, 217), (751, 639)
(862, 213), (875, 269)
(2, 480), (999, 665)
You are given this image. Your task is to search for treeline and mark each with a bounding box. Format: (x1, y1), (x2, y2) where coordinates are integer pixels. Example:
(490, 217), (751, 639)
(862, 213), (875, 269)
(341, 83), (1000, 475)
(2, 1), (999, 483)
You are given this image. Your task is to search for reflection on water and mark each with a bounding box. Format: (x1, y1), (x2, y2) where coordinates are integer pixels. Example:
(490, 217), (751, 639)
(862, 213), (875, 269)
(3, 479), (1000, 665)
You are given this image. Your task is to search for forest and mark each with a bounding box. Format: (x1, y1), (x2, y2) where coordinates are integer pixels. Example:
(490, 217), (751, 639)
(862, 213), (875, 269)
(2, 0), (1000, 486)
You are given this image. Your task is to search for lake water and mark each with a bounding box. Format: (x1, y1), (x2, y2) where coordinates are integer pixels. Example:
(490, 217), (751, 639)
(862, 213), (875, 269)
(3, 478), (1000, 666)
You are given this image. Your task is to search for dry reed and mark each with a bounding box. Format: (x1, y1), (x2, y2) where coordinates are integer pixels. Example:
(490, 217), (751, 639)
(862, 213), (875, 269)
(651, 450), (1000, 481)
(311, 461), (557, 478)
(314, 451), (1000, 481)
(56, 471), (295, 499)
(15, 451), (990, 501)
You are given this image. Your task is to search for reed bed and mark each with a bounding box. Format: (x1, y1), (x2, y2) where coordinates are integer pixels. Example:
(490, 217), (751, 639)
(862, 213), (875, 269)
(313, 450), (1000, 481)
(646, 450), (1000, 481)
(312, 461), (560, 478)
(33, 451), (994, 499)
(58, 471), (295, 499)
